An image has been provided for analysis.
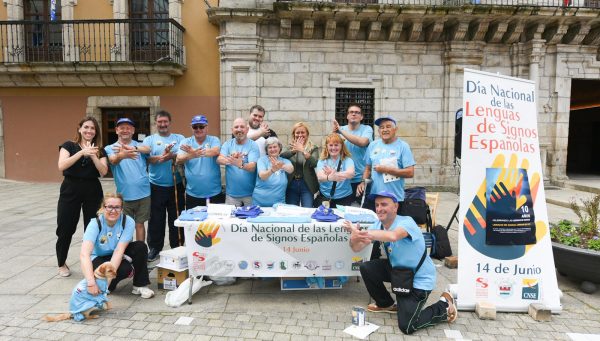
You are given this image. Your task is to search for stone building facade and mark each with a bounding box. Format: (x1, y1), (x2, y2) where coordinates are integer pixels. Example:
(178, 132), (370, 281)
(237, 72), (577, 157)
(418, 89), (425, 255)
(209, 0), (600, 188)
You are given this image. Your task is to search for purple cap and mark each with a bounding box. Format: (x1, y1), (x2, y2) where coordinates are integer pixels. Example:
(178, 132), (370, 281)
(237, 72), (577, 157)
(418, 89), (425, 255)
(374, 116), (396, 126)
(191, 115), (208, 125)
(116, 118), (135, 127)
(368, 191), (399, 203)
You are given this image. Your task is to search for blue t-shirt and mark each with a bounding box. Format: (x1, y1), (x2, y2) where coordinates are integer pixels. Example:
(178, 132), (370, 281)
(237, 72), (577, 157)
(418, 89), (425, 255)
(83, 215), (135, 260)
(368, 215), (436, 290)
(104, 141), (150, 201)
(220, 138), (260, 197)
(142, 133), (184, 187)
(316, 157), (354, 199)
(340, 124), (373, 183)
(364, 138), (415, 201)
(252, 155), (292, 207)
(177, 135), (222, 199)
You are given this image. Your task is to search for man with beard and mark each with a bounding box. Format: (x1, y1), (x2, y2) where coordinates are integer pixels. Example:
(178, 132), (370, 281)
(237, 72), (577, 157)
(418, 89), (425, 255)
(357, 117), (415, 212)
(332, 103), (373, 201)
(247, 105), (277, 157)
(142, 111), (185, 261)
(105, 118), (151, 243)
(218, 118), (260, 206)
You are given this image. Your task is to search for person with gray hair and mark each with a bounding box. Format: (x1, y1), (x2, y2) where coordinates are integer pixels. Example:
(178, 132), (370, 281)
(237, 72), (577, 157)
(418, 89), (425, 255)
(252, 136), (294, 207)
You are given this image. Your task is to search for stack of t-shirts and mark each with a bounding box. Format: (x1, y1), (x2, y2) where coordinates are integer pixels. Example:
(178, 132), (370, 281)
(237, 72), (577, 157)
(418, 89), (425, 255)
(178, 209), (208, 221)
(344, 213), (377, 224)
(234, 205), (264, 219)
(311, 205), (341, 222)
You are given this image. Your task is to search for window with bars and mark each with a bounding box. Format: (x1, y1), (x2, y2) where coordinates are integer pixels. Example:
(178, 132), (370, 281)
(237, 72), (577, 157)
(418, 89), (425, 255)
(335, 88), (375, 126)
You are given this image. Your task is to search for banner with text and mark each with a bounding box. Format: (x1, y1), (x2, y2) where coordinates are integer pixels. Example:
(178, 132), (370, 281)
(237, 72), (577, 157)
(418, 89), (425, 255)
(179, 219), (372, 277)
(458, 69), (561, 312)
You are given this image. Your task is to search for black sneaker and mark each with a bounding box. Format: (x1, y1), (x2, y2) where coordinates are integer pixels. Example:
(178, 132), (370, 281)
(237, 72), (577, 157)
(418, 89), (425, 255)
(147, 248), (160, 262)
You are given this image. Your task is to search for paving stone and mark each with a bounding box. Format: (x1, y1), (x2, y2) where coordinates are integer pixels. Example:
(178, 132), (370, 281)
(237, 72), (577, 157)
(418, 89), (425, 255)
(239, 329), (259, 338)
(128, 329), (147, 339)
(111, 328), (131, 338)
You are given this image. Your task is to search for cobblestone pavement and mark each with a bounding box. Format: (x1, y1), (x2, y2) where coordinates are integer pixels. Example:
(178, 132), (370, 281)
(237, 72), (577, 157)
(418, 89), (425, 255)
(0, 180), (598, 340)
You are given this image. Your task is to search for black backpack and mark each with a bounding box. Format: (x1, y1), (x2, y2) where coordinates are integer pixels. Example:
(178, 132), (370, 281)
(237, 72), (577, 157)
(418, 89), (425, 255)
(429, 224), (452, 260)
(400, 187), (432, 228)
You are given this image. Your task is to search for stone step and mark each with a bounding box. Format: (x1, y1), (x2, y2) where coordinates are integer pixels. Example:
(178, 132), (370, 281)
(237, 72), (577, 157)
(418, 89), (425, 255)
(544, 186), (598, 210)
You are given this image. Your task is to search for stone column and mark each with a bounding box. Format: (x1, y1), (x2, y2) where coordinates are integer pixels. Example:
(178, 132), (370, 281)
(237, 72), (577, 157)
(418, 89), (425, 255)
(217, 21), (263, 139)
(61, 0), (78, 62)
(441, 41), (484, 188)
(3, 0), (25, 62)
(112, 0), (129, 62)
(168, 0), (184, 63)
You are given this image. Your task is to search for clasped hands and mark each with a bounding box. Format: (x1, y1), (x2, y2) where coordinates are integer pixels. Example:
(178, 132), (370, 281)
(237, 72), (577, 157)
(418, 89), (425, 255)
(222, 151), (245, 168)
(180, 143), (207, 159)
(80, 141), (99, 158)
(112, 143), (139, 160)
(269, 156), (284, 173)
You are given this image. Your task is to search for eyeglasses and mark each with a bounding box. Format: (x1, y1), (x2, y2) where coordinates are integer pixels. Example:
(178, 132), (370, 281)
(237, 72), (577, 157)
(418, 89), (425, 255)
(192, 125), (207, 130)
(348, 111), (362, 115)
(104, 205), (122, 212)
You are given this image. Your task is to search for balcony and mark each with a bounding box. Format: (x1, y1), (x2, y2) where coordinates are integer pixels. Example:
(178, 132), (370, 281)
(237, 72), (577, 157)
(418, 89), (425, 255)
(0, 18), (186, 87)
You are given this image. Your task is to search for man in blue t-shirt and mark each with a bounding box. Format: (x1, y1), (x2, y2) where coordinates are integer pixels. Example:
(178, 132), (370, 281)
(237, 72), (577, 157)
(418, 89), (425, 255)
(176, 114), (224, 208)
(345, 191), (457, 335)
(105, 118), (151, 243)
(332, 103), (373, 202)
(142, 111), (185, 261)
(217, 117), (260, 206)
(357, 116), (415, 212)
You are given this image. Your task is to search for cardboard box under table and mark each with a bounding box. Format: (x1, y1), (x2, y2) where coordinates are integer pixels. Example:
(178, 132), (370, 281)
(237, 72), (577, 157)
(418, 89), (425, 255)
(157, 266), (189, 290)
(159, 246), (188, 269)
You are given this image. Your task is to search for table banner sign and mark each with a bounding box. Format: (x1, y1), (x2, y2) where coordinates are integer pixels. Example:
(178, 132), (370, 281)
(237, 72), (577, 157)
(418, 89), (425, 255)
(457, 69), (561, 312)
(178, 219), (372, 277)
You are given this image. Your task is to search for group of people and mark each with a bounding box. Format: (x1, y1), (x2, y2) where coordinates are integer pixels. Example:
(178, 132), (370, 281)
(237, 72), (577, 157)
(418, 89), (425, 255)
(54, 103), (456, 334)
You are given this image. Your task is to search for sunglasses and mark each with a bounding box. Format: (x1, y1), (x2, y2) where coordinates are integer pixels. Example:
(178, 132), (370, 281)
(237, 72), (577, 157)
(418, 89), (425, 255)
(192, 125), (207, 130)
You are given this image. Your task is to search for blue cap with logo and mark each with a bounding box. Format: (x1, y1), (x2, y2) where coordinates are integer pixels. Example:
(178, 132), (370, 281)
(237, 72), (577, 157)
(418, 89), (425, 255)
(116, 117), (135, 127)
(374, 116), (396, 126)
(191, 115), (208, 125)
(368, 190), (399, 203)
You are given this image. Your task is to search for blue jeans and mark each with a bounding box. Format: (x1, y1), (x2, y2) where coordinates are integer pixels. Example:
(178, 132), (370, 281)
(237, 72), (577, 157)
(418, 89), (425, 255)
(286, 179), (313, 208)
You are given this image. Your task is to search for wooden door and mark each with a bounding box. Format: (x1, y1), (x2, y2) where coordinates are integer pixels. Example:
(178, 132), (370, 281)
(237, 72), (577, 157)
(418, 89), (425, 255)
(129, 0), (170, 62)
(24, 0), (63, 62)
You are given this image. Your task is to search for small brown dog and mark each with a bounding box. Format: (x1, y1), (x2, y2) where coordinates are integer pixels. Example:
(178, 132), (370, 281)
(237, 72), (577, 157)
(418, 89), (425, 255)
(43, 262), (117, 322)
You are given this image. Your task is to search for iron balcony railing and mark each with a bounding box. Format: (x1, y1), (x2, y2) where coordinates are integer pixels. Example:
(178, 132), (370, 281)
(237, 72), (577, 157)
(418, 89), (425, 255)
(275, 0), (600, 8)
(0, 18), (185, 64)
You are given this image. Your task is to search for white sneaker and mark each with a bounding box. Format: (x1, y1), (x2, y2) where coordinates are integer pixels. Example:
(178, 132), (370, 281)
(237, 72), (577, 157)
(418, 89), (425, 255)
(132, 286), (155, 299)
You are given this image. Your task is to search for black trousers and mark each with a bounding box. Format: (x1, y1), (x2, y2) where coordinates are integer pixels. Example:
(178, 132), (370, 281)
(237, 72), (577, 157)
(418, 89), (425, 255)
(359, 259), (448, 335)
(56, 177), (103, 267)
(92, 241), (150, 291)
(186, 192), (225, 209)
(148, 183), (185, 251)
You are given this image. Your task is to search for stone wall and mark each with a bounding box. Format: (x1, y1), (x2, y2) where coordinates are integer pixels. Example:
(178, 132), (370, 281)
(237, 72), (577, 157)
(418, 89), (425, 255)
(214, 6), (600, 188)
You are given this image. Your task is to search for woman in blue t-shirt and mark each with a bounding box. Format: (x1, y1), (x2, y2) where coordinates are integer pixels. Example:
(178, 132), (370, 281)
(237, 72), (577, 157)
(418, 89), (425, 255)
(315, 133), (355, 208)
(80, 193), (154, 299)
(56, 117), (108, 278)
(253, 137), (294, 207)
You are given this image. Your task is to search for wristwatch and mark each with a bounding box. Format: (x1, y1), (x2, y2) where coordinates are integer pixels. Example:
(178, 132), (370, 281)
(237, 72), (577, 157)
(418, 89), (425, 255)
(239, 160), (244, 169)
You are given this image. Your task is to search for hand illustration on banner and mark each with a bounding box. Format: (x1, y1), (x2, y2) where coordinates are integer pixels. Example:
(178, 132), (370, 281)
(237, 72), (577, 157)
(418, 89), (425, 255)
(463, 153), (547, 260)
(195, 221), (222, 248)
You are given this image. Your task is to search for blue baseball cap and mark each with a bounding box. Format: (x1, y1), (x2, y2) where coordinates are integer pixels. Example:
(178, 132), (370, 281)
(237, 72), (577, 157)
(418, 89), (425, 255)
(374, 116), (396, 126)
(368, 191), (399, 203)
(116, 118), (135, 127)
(191, 115), (208, 125)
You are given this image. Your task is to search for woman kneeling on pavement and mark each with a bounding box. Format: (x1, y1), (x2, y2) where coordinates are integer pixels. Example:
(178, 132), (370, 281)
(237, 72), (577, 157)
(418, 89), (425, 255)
(80, 193), (154, 298)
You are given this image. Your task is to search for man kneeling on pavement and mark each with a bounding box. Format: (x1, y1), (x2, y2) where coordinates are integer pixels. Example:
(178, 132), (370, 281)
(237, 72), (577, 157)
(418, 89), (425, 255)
(344, 191), (457, 335)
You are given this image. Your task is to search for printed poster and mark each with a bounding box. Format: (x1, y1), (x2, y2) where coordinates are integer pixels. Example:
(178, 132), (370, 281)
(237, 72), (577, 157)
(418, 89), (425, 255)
(457, 69), (561, 312)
